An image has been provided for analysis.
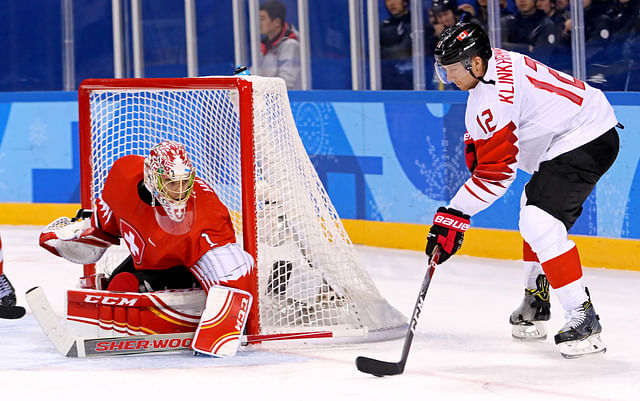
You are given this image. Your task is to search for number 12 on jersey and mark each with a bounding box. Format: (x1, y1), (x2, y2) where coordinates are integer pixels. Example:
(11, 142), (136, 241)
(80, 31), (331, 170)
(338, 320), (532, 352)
(524, 56), (585, 106)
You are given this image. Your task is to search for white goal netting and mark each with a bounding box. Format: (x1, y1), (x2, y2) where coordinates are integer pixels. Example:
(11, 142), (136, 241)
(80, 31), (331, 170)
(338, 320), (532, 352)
(81, 76), (406, 341)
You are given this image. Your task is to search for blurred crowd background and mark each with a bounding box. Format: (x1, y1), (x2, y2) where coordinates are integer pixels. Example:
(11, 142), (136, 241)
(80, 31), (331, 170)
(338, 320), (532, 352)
(1, 0), (638, 92)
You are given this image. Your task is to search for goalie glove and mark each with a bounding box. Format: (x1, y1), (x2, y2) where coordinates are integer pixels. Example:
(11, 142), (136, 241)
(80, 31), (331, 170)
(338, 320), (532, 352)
(426, 206), (470, 264)
(39, 210), (120, 264)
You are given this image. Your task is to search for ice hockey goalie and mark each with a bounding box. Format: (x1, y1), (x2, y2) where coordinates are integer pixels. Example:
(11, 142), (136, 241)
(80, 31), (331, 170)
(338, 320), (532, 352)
(40, 140), (255, 357)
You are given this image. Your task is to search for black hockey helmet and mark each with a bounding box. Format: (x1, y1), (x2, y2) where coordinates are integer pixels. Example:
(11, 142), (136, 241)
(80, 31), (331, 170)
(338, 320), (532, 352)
(434, 22), (492, 66)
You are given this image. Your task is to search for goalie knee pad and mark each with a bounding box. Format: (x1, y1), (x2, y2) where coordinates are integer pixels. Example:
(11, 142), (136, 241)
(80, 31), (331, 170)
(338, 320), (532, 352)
(191, 286), (252, 357)
(190, 243), (254, 291)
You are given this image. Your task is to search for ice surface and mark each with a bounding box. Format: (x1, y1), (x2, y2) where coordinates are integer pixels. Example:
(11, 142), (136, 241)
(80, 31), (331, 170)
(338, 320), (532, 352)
(1, 225), (638, 400)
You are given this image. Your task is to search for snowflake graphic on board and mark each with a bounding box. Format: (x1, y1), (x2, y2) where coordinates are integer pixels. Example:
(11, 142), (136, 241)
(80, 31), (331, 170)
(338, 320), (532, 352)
(29, 119), (48, 146)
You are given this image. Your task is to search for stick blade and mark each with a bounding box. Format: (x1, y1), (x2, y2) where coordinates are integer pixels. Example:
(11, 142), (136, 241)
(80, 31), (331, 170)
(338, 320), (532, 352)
(25, 286), (77, 356)
(355, 356), (405, 377)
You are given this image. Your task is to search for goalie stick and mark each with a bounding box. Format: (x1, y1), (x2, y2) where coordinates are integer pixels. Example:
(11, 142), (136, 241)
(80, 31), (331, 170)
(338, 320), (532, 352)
(25, 286), (336, 357)
(355, 246), (441, 376)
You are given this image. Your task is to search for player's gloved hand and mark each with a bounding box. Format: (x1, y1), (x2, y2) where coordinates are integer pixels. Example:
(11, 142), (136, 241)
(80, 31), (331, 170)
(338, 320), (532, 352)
(426, 206), (471, 264)
(465, 140), (477, 173)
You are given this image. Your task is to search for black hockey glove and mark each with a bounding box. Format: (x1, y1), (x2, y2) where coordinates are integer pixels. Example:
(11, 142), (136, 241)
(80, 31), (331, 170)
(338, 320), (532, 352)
(465, 141), (477, 173)
(426, 207), (471, 264)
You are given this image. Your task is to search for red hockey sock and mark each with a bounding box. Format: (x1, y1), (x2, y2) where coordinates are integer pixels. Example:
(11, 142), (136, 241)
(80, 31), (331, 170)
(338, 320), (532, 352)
(522, 240), (539, 263)
(106, 272), (140, 292)
(541, 246), (583, 289)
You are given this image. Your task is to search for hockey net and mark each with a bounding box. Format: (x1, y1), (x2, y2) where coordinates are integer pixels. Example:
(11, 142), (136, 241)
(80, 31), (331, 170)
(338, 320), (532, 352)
(78, 76), (406, 342)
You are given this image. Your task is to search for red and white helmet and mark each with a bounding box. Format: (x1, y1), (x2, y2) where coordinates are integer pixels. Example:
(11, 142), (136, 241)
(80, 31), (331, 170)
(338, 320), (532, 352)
(143, 140), (196, 222)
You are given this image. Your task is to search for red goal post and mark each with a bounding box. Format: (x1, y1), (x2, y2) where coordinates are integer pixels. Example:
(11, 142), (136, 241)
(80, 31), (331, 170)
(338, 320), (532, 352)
(77, 76), (407, 342)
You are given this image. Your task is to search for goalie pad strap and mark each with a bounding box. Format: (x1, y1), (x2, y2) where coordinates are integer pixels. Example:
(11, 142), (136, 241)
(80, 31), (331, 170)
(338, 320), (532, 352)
(192, 286), (252, 357)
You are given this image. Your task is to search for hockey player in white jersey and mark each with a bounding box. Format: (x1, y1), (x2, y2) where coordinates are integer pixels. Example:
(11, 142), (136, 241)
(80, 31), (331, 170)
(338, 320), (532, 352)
(426, 22), (620, 358)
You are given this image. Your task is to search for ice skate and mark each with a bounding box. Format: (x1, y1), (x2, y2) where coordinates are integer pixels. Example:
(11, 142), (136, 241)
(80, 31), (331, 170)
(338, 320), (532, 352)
(0, 273), (17, 307)
(554, 288), (606, 359)
(509, 274), (551, 340)
(0, 273), (26, 319)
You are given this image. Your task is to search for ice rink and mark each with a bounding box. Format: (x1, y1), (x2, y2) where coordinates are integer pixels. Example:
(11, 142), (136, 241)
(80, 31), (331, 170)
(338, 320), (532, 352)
(1, 225), (638, 401)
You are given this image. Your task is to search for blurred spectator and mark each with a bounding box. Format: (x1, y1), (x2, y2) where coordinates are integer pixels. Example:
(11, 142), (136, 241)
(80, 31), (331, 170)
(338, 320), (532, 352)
(431, 0), (480, 37)
(554, 0), (571, 20)
(561, 0), (616, 88)
(621, 14), (640, 90)
(502, 0), (559, 64)
(610, 0), (640, 35)
(380, 0), (436, 89)
(536, 0), (566, 28)
(258, 0), (301, 89)
(603, 0), (640, 89)
(474, 0), (514, 30)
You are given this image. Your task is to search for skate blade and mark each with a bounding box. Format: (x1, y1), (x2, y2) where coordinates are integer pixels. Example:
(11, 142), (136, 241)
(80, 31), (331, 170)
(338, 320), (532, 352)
(559, 334), (607, 359)
(511, 321), (547, 340)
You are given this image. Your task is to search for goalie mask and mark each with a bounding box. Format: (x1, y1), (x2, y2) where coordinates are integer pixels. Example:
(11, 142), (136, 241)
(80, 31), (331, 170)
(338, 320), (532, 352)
(144, 140), (196, 231)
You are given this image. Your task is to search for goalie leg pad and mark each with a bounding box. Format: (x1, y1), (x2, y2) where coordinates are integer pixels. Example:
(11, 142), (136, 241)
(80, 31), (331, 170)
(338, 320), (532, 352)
(66, 288), (205, 337)
(191, 286), (252, 357)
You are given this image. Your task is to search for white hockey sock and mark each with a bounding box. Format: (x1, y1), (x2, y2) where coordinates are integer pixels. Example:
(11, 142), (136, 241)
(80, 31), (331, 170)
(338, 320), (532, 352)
(523, 261), (544, 289)
(554, 279), (587, 312)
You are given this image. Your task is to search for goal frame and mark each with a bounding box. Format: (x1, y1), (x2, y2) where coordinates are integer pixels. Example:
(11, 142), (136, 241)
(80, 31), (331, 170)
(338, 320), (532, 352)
(77, 77), (260, 335)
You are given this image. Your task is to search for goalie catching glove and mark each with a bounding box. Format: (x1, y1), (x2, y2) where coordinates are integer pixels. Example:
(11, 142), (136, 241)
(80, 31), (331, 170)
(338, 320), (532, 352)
(39, 209), (119, 264)
(426, 206), (470, 264)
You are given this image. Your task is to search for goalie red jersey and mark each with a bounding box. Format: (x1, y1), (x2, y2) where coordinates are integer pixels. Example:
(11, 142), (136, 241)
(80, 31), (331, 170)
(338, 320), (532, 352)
(92, 154), (237, 271)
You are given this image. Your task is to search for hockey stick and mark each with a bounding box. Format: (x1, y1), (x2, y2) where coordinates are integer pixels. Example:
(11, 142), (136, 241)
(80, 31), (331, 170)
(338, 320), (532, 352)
(25, 286), (336, 357)
(355, 246), (441, 376)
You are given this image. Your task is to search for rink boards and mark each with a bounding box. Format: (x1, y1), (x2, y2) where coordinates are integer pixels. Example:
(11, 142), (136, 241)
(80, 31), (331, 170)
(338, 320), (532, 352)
(0, 90), (638, 269)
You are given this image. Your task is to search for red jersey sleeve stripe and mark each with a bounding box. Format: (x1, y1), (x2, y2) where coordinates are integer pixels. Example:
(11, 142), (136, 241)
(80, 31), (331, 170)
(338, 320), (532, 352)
(463, 183), (488, 203)
(471, 176), (499, 196)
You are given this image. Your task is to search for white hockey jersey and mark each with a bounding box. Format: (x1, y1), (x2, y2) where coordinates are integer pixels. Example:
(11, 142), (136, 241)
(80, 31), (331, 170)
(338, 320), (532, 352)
(449, 48), (618, 217)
